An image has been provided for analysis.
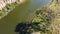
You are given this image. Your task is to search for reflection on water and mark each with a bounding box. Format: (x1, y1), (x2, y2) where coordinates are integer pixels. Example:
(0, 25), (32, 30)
(0, 0), (52, 34)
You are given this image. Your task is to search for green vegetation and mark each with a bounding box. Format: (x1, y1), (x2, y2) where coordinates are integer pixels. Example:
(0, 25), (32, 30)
(31, 0), (60, 34)
(0, 0), (20, 19)
(31, 7), (55, 34)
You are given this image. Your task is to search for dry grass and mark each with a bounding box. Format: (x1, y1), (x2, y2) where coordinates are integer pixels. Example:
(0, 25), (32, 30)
(32, 0), (60, 34)
(49, 0), (60, 34)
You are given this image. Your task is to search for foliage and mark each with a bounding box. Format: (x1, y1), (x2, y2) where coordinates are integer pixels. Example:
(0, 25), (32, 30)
(31, 0), (60, 34)
(31, 7), (55, 34)
(0, 0), (20, 19)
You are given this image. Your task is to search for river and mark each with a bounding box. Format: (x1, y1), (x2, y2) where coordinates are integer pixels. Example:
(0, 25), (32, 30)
(0, 0), (52, 34)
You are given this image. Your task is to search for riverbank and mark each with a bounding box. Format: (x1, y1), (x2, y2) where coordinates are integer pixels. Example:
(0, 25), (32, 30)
(32, 0), (60, 34)
(0, 0), (25, 10)
(0, 0), (25, 20)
